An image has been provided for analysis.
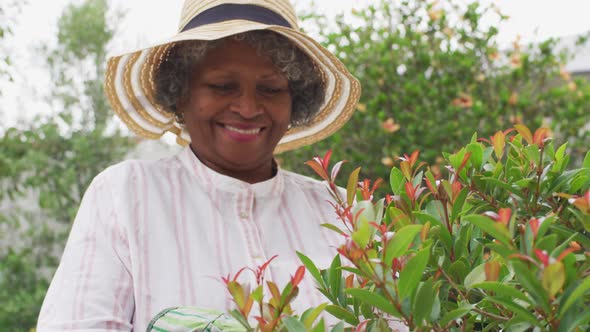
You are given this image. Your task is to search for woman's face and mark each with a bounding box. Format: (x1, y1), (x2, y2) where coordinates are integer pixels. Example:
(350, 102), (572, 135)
(178, 39), (292, 183)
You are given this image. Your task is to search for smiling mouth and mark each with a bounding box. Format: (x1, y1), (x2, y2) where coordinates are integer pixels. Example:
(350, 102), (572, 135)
(223, 124), (263, 135)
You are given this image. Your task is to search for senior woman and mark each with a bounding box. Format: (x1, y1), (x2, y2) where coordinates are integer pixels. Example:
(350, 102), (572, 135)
(37, 0), (360, 331)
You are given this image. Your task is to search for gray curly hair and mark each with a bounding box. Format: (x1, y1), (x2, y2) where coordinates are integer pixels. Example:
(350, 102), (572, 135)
(154, 30), (326, 127)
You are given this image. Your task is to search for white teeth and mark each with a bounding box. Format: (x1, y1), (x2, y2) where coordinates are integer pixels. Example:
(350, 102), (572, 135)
(224, 125), (261, 135)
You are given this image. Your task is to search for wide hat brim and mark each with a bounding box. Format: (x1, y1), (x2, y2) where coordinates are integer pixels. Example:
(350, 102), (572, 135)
(104, 20), (361, 154)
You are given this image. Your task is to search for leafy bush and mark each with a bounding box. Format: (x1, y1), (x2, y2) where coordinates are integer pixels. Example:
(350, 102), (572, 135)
(220, 125), (589, 331)
(295, 125), (590, 331)
(282, 0), (590, 184)
(0, 249), (50, 330)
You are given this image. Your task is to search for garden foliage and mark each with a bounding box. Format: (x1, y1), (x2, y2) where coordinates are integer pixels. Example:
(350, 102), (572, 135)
(282, 0), (590, 183)
(226, 125), (590, 331)
(0, 0), (133, 329)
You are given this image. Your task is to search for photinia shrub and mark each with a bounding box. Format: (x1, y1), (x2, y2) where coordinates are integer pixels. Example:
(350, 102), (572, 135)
(296, 125), (590, 331)
(225, 125), (589, 331)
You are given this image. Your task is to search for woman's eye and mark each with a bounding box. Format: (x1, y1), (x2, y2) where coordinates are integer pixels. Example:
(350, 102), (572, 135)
(258, 86), (283, 95)
(207, 83), (234, 92)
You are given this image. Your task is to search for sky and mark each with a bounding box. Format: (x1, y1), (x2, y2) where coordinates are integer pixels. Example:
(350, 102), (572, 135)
(2, 0), (590, 128)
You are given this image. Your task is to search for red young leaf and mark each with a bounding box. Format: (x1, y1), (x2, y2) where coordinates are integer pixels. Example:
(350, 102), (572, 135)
(533, 128), (551, 147)
(345, 274), (355, 289)
(534, 249), (550, 267)
(355, 320), (370, 332)
(290, 266), (306, 287)
(529, 218), (540, 238)
(322, 150), (333, 172)
(305, 160), (329, 182)
(497, 208), (512, 227)
(514, 124), (533, 144)
(405, 182), (417, 201)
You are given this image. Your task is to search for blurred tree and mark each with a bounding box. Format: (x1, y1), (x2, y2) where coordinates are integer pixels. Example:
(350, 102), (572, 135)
(286, 0), (590, 186)
(0, 0), (134, 329)
(0, 1), (23, 96)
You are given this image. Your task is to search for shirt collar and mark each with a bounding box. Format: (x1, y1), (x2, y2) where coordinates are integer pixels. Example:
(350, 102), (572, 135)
(177, 146), (284, 198)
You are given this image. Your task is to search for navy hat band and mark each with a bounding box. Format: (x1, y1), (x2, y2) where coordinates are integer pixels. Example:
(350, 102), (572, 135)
(181, 4), (293, 32)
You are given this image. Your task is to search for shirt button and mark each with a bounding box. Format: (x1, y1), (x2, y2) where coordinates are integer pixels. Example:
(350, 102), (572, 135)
(239, 212), (249, 219)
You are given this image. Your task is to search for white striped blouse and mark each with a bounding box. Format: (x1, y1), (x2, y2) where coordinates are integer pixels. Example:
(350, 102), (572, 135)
(37, 146), (343, 331)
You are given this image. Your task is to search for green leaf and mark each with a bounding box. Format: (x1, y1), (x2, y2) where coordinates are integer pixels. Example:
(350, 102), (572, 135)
(471, 281), (531, 304)
(412, 279), (436, 324)
(553, 142), (569, 172)
(329, 255), (342, 302)
(453, 223), (473, 260)
(345, 288), (401, 317)
(328, 321), (345, 332)
(480, 177), (523, 197)
(440, 304), (474, 326)
(279, 283), (297, 308)
(388, 206), (411, 228)
(583, 150), (590, 168)
(430, 292), (441, 322)
(227, 281), (246, 308)
(448, 259), (470, 284)
(414, 212), (452, 252)
(320, 223), (346, 236)
(398, 247), (430, 300)
(251, 285), (263, 303)
(511, 261), (550, 312)
(324, 305), (359, 325)
(339, 266), (363, 276)
(282, 316), (307, 332)
(451, 187), (469, 221)
(297, 251), (324, 288)
(346, 167), (361, 207)
(464, 263), (486, 288)
(360, 303), (375, 320)
(487, 297), (542, 327)
(559, 276), (590, 318)
(463, 214), (512, 247)
(466, 142), (484, 170)
(523, 145), (541, 167)
(503, 319), (532, 332)
(375, 198), (385, 224)
(390, 167), (405, 196)
(547, 169), (584, 193)
(301, 303), (328, 329)
(351, 219), (372, 248)
(542, 261), (566, 298)
(558, 306), (590, 332)
(536, 215), (556, 240)
(384, 224), (423, 264)
(550, 225), (590, 250)
(229, 309), (253, 331)
(311, 318), (325, 332)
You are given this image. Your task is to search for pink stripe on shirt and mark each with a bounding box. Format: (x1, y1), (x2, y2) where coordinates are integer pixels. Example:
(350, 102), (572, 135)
(177, 170), (197, 304)
(168, 170), (187, 304)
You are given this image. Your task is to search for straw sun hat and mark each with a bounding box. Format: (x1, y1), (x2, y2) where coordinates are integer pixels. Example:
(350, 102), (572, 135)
(105, 0), (361, 154)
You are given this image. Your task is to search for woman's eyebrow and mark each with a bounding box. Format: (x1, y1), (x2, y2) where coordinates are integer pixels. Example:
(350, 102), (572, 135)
(203, 69), (285, 80)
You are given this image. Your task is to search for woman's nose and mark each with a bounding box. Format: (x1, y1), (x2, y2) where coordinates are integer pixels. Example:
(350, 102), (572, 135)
(230, 88), (263, 119)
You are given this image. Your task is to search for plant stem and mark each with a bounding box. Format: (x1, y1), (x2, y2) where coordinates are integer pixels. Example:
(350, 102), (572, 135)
(472, 307), (510, 322)
(440, 199), (456, 261)
(532, 145), (546, 215)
